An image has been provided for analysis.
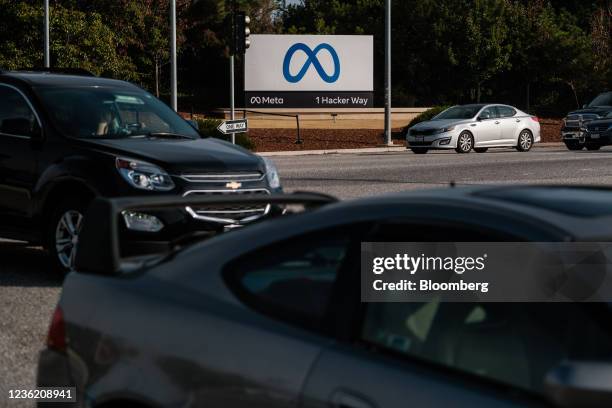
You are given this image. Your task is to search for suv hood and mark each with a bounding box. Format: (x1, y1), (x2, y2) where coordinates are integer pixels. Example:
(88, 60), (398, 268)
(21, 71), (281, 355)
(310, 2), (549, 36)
(567, 107), (612, 117)
(78, 137), (264, 174)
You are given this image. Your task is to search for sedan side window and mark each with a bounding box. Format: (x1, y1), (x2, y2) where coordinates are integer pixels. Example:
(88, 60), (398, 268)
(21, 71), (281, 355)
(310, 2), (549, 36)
(0, 85), (40, 138)
(497, 106), (517, 118)
(478, 107), (497, 120)
(225, 227), (357, 330)
(362, 301), (612, 395)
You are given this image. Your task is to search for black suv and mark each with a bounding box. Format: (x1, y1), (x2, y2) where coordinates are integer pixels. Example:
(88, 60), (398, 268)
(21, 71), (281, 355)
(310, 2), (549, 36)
(0, 70), (281, 272)
(561, 91), (612, 150)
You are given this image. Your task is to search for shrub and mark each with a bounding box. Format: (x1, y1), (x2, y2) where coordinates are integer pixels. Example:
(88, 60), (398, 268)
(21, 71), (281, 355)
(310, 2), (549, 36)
(196, 118), (255, 151)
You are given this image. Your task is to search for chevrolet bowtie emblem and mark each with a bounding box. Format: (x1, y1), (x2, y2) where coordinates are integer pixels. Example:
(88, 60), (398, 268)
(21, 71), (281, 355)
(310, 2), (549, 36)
(226, 181), (242, 190)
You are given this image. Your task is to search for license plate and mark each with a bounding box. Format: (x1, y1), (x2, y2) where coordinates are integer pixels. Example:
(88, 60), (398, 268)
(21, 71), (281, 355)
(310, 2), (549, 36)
(591, 133), (600, 139)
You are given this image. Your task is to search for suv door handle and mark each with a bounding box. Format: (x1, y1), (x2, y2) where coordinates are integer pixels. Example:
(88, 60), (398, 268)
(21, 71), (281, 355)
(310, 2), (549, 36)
(331, 390), (376, 408)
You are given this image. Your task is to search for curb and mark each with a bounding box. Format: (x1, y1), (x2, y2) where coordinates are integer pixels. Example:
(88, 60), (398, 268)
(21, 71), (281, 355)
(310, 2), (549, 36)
(258, 142), (565, 157)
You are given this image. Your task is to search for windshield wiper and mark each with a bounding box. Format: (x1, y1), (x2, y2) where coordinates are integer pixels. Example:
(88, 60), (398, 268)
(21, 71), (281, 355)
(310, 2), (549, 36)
(133, 132), (195, 139)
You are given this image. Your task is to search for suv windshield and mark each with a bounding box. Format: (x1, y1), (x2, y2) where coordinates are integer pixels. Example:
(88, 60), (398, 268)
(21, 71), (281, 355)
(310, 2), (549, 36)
(37, 87), (199, 139)
(434, 105), (482, 120)
(588, 92), (612, 108)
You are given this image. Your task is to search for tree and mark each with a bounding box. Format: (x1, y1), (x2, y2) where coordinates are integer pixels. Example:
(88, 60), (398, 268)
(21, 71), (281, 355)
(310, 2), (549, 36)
(0, 1), (134, 77)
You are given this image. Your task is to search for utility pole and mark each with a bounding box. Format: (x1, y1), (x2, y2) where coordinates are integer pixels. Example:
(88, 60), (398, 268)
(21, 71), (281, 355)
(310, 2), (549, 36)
(170, 0), (177, 111)
(229, 0), (237, 144)
(384, 0), (392, 145)
(44, 0), (50, 68)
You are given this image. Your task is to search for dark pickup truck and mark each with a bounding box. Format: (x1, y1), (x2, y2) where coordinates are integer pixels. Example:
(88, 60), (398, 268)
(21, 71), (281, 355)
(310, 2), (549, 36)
(562, 91), (612, 151)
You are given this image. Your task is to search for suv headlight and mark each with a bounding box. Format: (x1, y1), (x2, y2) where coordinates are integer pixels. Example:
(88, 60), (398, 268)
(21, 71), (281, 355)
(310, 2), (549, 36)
(115, 157), (175, 191)
(261, 157), (281, 189)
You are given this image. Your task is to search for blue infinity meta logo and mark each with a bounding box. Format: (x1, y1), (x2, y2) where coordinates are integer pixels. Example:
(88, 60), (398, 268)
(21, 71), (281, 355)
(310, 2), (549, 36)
(282, 43), (340, 84)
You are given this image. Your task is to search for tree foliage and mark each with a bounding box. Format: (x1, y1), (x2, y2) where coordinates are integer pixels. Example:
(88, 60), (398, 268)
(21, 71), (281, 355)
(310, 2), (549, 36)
(0, 0), (609, 115)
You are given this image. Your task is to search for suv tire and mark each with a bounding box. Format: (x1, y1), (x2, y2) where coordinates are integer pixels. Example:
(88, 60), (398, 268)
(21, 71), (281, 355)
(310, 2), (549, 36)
(46, 197), (90, 275)
(565, 141), (584, 151)
(586, 144), (601, 151)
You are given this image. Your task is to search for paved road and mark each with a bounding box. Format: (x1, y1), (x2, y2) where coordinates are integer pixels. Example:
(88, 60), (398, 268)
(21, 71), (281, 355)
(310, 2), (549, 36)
(2, 145), (612, 406)
(274, 146), (612, 199)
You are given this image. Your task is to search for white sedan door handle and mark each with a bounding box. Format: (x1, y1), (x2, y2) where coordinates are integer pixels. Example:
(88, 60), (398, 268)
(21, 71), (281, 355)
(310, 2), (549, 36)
(495, 121), (500, 124)
(516, 119), (521, 122)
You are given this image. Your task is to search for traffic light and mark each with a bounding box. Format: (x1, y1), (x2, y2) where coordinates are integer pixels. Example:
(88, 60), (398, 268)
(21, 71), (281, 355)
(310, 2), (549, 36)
(233, 12), (251, 55)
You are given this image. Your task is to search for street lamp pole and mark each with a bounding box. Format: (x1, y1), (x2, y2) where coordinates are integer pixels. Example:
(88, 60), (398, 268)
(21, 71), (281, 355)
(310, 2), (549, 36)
(170, 0), (178, 111)
(384, 0), (392, 145)
(230, 0), (236, 144)
(44, 0), (50, 68)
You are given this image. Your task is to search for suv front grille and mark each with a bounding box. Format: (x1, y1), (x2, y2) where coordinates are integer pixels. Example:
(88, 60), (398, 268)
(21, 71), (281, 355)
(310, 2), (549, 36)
(183, 189), (271, 224)
(179, 173), (264, 183)
(565, 114), (600, 129)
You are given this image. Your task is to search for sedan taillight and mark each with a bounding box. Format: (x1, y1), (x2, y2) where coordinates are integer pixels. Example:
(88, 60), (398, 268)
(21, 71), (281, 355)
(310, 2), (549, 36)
(531, 116), (540, 122)
(47, 306), (67, 352)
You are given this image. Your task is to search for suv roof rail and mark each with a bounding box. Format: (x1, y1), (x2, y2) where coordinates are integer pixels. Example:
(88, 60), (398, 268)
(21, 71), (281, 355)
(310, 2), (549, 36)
(18, 67), (96, 77)
(75, 192), (338, 276)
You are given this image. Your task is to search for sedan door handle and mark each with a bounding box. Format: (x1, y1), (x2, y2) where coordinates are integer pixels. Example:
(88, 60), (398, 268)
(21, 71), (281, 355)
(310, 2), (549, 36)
(495, 121), (500, 124)
(331, 390), (376, 408)
(516, 119), (521, 122)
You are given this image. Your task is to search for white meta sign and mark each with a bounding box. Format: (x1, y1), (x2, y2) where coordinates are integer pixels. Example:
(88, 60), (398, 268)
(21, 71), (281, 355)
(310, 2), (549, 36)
(217, 119), (248, 135)
(245, 34), (373, 93)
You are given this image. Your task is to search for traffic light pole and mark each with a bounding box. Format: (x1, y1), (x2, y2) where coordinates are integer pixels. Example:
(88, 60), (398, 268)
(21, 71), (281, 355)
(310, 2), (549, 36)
(170, 0), (177, 111)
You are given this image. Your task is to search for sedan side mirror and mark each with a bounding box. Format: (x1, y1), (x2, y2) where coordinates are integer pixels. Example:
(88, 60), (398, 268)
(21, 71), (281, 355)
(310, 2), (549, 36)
(545, 361), (612, 408)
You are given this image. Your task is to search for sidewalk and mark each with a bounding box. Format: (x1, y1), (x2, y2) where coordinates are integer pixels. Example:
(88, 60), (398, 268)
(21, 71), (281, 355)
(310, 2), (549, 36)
(258, 142), (565, 157)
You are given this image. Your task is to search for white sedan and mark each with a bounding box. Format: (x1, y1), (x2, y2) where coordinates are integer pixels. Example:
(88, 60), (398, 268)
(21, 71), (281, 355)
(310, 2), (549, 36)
(406, 104), (541, 154)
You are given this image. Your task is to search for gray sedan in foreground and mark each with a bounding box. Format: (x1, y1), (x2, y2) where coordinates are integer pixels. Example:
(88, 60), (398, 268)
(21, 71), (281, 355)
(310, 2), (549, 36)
(39, 187), (612, 408)
(406, 104), (541, 154)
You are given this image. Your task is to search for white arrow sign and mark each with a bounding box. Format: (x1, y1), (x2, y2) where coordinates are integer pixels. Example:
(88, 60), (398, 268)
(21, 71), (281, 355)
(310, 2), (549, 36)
(217, 119), (248, 135)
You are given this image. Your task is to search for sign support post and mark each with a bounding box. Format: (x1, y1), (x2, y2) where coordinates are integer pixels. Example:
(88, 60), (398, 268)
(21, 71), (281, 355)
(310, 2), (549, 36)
(384, 0), (393, 145)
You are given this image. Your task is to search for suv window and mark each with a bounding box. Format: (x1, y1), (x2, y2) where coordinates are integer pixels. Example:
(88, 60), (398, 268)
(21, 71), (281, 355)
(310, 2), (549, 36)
(225, 228), (354, 328)
(497, 106), (517, 118)
(478, 107), (497, 120)
(362, 301), (612, 394)
(37, 87), (199, 139)
(0, 85), (40, 138)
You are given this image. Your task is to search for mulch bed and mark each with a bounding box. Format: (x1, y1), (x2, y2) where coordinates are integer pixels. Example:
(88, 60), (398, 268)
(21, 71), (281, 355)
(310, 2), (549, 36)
(246, 119), (563, 152)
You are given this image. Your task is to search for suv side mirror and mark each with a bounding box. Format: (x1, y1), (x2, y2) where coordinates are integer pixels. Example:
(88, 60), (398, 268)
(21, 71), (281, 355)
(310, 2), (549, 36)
(545, 361), (612, 408)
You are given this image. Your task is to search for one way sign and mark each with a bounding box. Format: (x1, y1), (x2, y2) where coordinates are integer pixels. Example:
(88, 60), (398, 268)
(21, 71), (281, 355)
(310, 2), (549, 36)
(217, 119), (248, 135)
